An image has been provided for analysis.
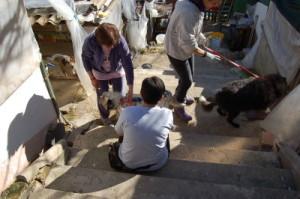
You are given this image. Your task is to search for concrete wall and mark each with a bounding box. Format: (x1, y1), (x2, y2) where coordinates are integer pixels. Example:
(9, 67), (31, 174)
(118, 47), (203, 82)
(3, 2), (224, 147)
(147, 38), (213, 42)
(0, 68), (57, 192)
(0, 0), (57, 192)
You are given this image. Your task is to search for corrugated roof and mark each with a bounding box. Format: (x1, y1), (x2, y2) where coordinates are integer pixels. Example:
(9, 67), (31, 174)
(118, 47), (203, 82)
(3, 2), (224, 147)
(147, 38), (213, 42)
(26, 0), (114, 26)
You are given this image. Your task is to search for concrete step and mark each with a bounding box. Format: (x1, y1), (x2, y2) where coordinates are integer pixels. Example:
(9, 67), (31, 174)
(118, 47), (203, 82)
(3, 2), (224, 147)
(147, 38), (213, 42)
(133, 84), (201, 96)
(134, 77), (179, 86)
(70, 127), (275, 168)
(70, 127), (277, 168)
(44, 165), (299, 199)
(170, 145), (280, 168)
(170, 131), (260, 151)
(66, 147), (295, 190)
(133, 76), (203, 96)
(134, 79), (179, 88)
(133, 67), (237, 97)
(70, 125), (260, 151)
(134, 68), (239, 82)
(134, 68), (176, 77)
(134, 71), (176, 78)
(28, 187), (185, 199)
(157, 159), (295, 190)
(28, 188), (102, 199)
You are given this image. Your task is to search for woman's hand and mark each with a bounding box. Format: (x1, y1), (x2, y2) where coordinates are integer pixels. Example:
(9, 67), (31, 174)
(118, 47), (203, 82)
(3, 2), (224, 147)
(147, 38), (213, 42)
(194, 48), (222, 62)
(206, 51), (222, 62)
(126, 85), (133, 105)
(88, 72), (98, 88)
(90, 77), (98, 88)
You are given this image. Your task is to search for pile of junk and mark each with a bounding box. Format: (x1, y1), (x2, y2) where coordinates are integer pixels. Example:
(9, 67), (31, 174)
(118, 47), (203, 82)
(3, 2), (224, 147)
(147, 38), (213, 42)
(201, 0), (270, 63)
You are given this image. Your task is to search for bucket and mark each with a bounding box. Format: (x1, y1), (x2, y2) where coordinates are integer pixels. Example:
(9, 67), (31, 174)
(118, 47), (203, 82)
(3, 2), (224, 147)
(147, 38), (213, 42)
(208, 32), (224, 48)
(156, 34), (165, 44)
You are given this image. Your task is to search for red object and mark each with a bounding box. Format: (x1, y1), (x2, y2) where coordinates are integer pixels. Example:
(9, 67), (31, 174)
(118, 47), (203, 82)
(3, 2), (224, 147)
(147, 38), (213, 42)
(205, 47), (261, 78)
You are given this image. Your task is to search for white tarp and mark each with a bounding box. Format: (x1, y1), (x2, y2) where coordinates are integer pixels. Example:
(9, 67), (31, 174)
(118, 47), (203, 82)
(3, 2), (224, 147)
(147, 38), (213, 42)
(253, 2), (268, 40)
(261, 85), (300, 150)
(263, 2), (300, 83)
(242, 2), (300, 83)
(24, 0), (74, 9)
(102, 0), (123, 29)
(48, 0), (94, 96)
(0, 0), (41, 104)
(122, 0), (148, 50)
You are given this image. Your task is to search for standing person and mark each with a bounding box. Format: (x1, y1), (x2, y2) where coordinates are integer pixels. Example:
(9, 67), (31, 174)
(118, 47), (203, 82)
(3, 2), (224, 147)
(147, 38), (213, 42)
(82, 23), (134, 125)
(165, 0), (223, 122)
(109, 76), (174, 172)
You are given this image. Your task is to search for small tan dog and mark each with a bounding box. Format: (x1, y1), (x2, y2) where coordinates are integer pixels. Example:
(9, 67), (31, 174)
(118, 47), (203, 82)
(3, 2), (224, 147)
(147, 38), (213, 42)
(47, 54), (77, 79)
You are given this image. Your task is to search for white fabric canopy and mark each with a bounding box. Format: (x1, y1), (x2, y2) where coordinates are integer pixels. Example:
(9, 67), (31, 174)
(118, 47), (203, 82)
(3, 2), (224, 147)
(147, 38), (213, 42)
(0, 0), (41, 104)
(24, 0), (74, 9)
(242, 2), (300, 83)
(263, 2), (300, 83)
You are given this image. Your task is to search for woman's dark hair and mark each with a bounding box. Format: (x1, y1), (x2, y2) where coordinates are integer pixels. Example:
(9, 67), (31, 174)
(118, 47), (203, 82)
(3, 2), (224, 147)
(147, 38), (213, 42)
(141, 76), (166, 105)
(95, 23), (120, 46)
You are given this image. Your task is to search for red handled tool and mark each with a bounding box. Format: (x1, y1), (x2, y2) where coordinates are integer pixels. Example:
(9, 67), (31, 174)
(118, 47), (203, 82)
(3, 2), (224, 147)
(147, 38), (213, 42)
(205, 46), (261, 79)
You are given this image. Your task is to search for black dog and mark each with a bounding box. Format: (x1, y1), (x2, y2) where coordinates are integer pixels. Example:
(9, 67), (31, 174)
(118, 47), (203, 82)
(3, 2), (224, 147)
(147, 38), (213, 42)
(201, 74), (288, 128)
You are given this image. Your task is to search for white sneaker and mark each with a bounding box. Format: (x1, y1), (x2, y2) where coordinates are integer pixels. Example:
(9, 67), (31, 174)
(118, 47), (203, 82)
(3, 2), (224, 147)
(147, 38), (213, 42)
(199, 95), (207, 103)
(170, 97), (185, 108)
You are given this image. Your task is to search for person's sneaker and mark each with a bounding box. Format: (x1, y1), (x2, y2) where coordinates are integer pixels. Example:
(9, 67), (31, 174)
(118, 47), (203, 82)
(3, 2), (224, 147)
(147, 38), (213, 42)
(174, 107), (193, 122)
(184, 96), (195, 106)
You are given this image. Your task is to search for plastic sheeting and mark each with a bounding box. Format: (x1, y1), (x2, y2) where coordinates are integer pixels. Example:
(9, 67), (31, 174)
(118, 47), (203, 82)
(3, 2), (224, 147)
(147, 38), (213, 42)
(0, 0), (41, 104)
(263, 2), (300, 83)
(24, 0), (74, 9)
(242, 2), (300, 83)
(251, 34), (279, 75)
(122, 0), (148, 50)
(242, 2), (268, 68)
(261, 85), (300, 150)
(252, 2), (268, 41)
(102, 0), (123, 29)
(122, 0), (135, 20)
(48, 0), (94, 96)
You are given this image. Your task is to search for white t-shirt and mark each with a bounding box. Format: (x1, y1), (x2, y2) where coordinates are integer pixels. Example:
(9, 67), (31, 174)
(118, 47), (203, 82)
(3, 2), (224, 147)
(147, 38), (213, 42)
(115, 105), (174, 171)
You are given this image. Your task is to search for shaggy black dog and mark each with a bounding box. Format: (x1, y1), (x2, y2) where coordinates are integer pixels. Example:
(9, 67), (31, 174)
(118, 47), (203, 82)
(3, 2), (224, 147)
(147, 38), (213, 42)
(201, 74), (288, 128)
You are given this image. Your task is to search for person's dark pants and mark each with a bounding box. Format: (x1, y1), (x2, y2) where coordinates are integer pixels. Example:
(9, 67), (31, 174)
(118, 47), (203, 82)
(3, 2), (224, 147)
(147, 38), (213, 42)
(96, 77), (126, 119)
(167, 55), (194, 103)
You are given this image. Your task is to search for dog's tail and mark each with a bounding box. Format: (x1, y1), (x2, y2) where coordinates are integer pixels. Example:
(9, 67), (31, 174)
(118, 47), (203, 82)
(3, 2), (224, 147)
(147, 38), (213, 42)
(200, 96), (217, 112)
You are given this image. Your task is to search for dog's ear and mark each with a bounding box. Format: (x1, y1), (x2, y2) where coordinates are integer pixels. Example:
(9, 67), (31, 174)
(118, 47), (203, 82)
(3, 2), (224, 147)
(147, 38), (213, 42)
(273, 75), (288, 97)
(282, 76), (287, 84)
(61, 57), (68, 66)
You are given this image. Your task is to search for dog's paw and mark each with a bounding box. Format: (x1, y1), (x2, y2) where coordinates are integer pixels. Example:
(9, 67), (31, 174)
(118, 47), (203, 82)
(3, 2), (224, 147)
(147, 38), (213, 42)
(229, 121), (240, 128)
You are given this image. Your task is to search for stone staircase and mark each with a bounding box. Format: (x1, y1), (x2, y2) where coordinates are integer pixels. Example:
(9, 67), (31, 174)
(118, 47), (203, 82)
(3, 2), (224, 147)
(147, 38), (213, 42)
(27, 57), (299, 198)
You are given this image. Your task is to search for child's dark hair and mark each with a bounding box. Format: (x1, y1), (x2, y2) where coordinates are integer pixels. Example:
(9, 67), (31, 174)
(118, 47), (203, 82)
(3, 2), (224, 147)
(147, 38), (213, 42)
(141, 76), (165, 105)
